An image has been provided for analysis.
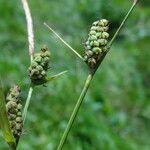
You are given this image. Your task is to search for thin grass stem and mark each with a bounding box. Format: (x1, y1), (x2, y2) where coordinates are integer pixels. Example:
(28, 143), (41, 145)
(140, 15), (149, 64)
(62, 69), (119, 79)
(44, 22), (84, 61)
(108, 0), (139, 48)
(22, 87), (33, 124)
(57, 1), (139, 149)
(57, 73), (93, 150)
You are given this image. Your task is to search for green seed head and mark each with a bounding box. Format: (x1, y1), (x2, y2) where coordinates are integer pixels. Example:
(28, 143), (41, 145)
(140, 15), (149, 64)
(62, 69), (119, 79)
(84, 18), (109, 69)
(6, 85), (23, 140)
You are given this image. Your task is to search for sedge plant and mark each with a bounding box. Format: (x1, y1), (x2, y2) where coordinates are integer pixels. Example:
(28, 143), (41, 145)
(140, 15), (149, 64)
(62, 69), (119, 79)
(0, 0), (140, 150)
(0, 0), (66, 149)
(44, 0), (140, 149)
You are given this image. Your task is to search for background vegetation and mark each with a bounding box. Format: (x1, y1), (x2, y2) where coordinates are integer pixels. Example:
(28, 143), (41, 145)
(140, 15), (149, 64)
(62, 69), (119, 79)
(0, 0), (150, 149)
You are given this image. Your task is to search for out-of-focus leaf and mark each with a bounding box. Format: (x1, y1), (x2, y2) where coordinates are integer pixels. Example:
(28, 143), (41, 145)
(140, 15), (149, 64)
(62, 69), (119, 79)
(0, 81), (16, 150)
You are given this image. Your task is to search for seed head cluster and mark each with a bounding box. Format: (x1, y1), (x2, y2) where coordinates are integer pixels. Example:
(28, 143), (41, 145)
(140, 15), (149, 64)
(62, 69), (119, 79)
(28, 46), (50, 85)
(6, 85), (23, 140)
(84, 19), (109, 69)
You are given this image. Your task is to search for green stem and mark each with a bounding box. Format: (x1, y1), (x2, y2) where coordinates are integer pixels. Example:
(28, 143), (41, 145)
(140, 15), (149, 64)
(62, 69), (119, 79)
(22, 86), (33, 124)
(57, 1), (139, 149)
(57, 73), (93, 150)
(108, 0), (138, 47)
(44, 22), (84, 61)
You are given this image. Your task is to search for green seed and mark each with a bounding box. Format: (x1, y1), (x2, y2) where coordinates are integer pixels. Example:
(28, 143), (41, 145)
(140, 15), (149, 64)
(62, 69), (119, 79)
(85, 50), (93, 57)
(92, 47), (102, 54)
(93, 41), (99, 47)
(101, 32), (109, 39)
(32, 61), (38, 68)
(89, 30), (96, 35)
(97, 27), (105, 32)
(43, 57), (50, 63)
(34, 56), (42, 63)
(85, 41), (90, 46)
(103, 26), (109, 32)
(98, 19), (109, 26)
(16, 117), (22, 123)
(89, 35), (97, 41)
(36, 65), (43, 71)
(96, 32), (102, 38)
(17, 104), (22, 110)
(8, 114), (17, 120)
(41, 70), (46, 76)
(86, 45), (91, 50)
(91, 26), (97, 31)
(98, 39), (108, 46)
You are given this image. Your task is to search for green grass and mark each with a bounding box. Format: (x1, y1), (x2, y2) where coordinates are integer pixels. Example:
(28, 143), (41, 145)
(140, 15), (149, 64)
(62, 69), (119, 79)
(0, 0), (150, 149)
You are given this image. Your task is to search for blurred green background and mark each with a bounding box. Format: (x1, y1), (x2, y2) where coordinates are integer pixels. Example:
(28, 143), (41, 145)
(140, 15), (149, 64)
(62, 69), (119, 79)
(0, 0), (150, 149)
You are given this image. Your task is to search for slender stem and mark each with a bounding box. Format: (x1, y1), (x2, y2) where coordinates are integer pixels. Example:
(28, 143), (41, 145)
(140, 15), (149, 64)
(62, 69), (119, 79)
(57, 1), (139, 149)
(21, 0), (34, 62)
(22, 87), (33, 124)
(57, 73), (93, 150)
(44, 22), (84, 61)
(108, 0), (138, 47)
(22, 0), (35, 125)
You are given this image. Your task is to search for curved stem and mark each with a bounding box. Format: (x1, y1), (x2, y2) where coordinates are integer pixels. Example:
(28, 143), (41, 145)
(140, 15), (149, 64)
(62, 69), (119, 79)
(22, 87), (33, 124)
(22, 0), (35, 125)
(57, 73), (93, 150)
(21, 0), (34, 62)
(108, 0), (138, 48)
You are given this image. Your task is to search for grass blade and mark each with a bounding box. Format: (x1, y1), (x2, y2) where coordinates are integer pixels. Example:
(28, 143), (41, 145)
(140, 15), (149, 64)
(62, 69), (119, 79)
(0, 81), (16, 149)
(46, 70), (68, 82)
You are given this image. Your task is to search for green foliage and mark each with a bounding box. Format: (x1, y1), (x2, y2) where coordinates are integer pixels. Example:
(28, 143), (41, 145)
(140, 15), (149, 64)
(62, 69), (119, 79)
(0, 82), (16, 149)
(0, 0), (150, 150)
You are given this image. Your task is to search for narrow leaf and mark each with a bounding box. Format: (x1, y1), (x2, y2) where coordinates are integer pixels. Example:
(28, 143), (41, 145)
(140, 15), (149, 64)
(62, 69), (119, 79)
(0, 81), (16, 149)
(46, 70), (68, 82)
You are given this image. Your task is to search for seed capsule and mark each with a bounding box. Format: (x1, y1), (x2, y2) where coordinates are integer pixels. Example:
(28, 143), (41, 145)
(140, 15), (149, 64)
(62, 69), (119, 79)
(91, 26), (98, 31)
(96, 32), (102, 38)
(16, 117), (22, 123)
(89, 30), (97, 35)
(93, 41), (99, 47)
(34, 56), (42, 63)
(17, 104), (22, 110)
(92, 47), (102, 54)
(86, 50), (93, 57)
(86, 45), (91, 50)
(88, 58), (96, 68)
(98, 19), (109, 26)
(101, 32), (109, 39)
(89, 35), (97, 41)
(98, 39), (108, 46)
(96, 27), (105, 32)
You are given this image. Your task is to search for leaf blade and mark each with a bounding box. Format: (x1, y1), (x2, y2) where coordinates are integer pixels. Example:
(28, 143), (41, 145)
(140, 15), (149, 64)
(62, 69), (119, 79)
(46, 70), (68, 82)
(0, 81), (16, 149)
